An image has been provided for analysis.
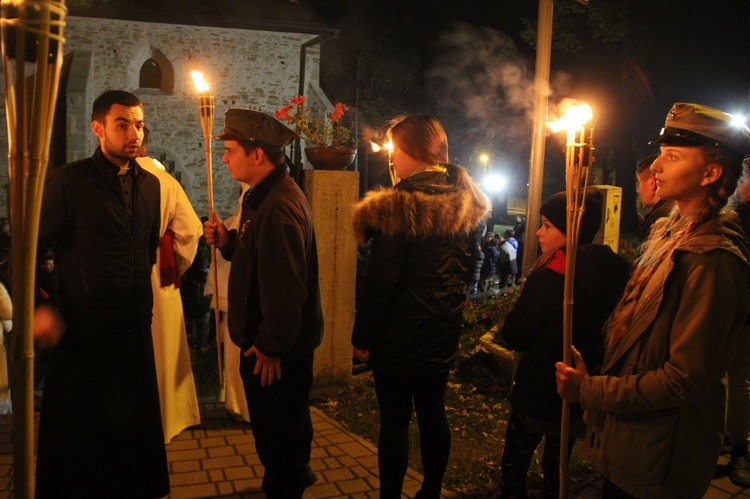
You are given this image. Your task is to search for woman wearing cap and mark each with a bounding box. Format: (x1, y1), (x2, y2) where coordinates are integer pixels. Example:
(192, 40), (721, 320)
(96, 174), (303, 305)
(351, 114), (489, 498)
(498, 187), (630, 498)
(556, 103), (750, 498)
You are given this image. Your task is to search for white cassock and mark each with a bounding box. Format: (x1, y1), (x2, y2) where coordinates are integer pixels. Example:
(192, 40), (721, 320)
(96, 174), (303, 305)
(137, 157), (203, 443)
(206, 183), (250, 422)
(0, 281), (11, 414)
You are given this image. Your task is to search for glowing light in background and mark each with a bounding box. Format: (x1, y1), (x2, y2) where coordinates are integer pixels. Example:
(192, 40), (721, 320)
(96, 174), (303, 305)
(483, 172), (507, 193)
(731, 113), (747, 128)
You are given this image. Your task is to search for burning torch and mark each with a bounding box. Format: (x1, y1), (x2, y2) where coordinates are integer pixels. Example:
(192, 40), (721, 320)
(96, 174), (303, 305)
(547, 99), (594, 499)
(370, 139), (395, 185)
(190, 70), (223, 388)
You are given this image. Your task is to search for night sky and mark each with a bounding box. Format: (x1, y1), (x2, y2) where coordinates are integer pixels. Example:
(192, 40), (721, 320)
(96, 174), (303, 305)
(302, 0), (750, 233)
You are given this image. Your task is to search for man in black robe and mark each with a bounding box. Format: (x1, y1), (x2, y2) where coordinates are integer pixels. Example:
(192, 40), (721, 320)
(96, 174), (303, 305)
(34, 90), (169, 497)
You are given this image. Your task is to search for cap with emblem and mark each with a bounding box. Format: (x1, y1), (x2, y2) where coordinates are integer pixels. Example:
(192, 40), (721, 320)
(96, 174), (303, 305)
(650, 102), (750, 157)
(215, 108), (298, 150)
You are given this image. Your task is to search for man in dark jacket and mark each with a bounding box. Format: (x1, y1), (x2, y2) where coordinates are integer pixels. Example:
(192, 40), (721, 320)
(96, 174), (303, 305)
(204, 108), (323, 499)
(34, 90), (169, 497)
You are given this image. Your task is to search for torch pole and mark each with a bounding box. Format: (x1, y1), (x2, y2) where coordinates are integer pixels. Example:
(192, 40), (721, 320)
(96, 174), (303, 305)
(559, 124), (593, 499)
(1, 1), (66, 496)
(197, 93), (224, 388)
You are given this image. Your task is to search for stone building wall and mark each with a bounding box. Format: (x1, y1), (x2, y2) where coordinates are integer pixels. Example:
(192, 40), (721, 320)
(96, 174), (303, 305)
(0, 15), (323, 219)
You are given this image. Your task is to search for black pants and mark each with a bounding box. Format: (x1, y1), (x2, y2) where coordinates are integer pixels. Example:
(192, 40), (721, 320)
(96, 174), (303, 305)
(241, 352), (314, 499)
(373, 370), (451, 499)
(500, 410), (575, 499)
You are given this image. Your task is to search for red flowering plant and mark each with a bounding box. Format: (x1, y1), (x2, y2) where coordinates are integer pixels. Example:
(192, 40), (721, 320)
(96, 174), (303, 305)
(275, 95), (357, 149)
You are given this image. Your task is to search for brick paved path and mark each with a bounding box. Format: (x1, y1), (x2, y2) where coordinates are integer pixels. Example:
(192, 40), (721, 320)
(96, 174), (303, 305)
(0, 403), (746, 498)
(0, 403), (436, 498)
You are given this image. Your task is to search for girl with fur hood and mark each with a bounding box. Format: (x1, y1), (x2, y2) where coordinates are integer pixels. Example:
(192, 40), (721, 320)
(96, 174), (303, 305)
(351, 114), (489, 498)
(557, 103), (750, 498)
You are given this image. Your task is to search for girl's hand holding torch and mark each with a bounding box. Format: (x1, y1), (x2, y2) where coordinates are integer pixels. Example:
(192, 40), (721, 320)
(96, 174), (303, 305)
(555, 345), (588, 403)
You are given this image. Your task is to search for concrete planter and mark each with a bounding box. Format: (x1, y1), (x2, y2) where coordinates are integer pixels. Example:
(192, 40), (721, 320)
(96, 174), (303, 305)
(478, 324), (517, 378)
(305, 147), (357, 170)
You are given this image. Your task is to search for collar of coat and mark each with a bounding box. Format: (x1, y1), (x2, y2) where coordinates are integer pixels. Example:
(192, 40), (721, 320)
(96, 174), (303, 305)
(604, 210), (750, 369)
(93, 147), (143, 176)
(93, 147), (150, 191)
(662, 209), (750, 267)
(352, 165), (490, 244)
(243, 162), (290, 210)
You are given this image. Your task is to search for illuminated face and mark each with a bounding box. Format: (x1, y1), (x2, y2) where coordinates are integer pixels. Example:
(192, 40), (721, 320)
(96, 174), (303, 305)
(222, 140), (268, 186)
(636, 171), (659, 208)
(536, 215), (566, 254)
(91, 104), (144, 167)
(650, 145), (719, 213)
(41, 259), (54, 273)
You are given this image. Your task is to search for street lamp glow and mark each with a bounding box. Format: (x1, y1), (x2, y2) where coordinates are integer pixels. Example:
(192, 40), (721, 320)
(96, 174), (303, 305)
(731, 114), (747, 128)
(479, 153), (489, 165)
(483, 173), (507, 193)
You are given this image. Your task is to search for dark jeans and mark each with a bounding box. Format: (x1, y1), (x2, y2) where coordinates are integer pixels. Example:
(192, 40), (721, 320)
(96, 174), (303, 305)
(500, 410), (575, 499)
(373, 370), (451, 499)
(240, 351), (314, 499)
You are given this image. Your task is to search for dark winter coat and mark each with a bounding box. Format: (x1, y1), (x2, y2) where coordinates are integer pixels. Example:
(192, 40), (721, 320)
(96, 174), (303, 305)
(481, 244), (500, 279)
(36, 148), (168, 497)
(502, 244), (630, 422)
(220, 162), (323, 360)
(351, 165), (490, 377)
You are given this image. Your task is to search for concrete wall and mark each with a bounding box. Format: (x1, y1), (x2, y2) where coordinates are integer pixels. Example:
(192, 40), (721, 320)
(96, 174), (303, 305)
(304, 170), (359, 396)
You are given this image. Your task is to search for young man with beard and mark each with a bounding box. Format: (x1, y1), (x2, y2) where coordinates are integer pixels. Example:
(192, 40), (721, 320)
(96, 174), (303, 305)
(34, 90), (169, 497)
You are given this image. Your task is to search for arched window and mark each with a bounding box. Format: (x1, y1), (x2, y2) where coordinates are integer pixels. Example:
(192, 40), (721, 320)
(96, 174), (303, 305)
(136, 49), (174, 95)
(139, 58), (161, 89)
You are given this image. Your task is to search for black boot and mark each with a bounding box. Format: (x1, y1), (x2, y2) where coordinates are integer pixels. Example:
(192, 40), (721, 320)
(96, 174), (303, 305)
(730, 441), (750, 487)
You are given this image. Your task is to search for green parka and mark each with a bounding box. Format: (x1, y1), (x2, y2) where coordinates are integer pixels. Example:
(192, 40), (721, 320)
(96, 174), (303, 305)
(581, 211), (750, 498)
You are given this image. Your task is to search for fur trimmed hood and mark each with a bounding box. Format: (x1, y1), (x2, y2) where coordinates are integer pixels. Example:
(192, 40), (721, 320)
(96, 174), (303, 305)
(352, 166), (490, 243)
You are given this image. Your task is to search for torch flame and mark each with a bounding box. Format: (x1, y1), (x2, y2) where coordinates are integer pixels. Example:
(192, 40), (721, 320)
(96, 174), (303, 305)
(548, 100), (593, 133)
(191, 70), (210, 93)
